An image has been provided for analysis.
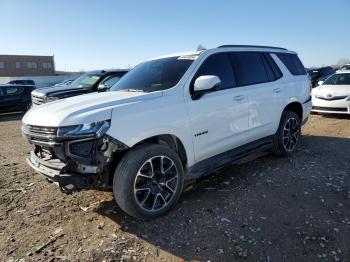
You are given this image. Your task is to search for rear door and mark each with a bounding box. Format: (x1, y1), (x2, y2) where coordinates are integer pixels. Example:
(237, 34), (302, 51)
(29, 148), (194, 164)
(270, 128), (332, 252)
(230, 52), (284, 141)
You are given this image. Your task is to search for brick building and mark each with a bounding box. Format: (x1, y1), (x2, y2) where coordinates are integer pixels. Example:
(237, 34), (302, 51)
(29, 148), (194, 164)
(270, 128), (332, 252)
(0, 55), (55, 77)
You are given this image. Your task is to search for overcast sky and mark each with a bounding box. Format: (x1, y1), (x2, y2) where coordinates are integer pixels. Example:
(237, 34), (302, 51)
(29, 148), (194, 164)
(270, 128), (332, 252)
(0, 0), (349, 71)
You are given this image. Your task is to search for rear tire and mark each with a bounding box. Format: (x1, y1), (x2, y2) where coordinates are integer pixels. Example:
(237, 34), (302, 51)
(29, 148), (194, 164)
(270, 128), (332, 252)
(272, 111), (301, 157)
(113, 144), (184, 219)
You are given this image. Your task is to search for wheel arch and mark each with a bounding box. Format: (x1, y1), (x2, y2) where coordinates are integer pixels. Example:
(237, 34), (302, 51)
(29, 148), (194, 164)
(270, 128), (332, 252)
(132, 134), (188, 166)
(282, 101), (303, 121)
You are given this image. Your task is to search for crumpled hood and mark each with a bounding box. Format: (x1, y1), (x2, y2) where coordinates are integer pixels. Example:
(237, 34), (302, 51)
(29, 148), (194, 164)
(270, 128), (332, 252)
(23, 91), (162, 127)
(312, 85), (350, 98)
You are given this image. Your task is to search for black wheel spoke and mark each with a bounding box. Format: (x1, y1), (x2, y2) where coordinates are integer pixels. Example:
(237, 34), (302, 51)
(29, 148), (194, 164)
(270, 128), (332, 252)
(134, 155), (179, 212)
(282, 117), (300, 152)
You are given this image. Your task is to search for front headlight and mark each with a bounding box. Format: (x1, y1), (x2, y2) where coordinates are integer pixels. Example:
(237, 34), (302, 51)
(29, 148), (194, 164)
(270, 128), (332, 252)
(57, 120), (110, 138)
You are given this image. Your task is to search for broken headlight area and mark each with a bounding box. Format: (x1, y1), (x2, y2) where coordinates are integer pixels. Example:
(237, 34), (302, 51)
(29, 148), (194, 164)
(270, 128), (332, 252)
(23, 122), (128, 193)
(57, 120), (111, 138)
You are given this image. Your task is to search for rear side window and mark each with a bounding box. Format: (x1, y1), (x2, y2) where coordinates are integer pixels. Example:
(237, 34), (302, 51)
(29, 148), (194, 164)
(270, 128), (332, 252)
(276, 53), (306, 75)
(195, 53), (236, 90)
(6, 86), (24, 95)
(263, 53), (283, 79)
(230, 52), (269, 85)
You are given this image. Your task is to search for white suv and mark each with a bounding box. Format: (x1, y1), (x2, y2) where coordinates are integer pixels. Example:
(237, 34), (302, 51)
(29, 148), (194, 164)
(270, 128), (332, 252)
(22, 45), (312, 219)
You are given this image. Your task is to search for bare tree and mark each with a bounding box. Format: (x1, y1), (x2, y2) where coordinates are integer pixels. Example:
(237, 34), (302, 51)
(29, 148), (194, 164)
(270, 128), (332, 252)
(336, 58), (350, 67)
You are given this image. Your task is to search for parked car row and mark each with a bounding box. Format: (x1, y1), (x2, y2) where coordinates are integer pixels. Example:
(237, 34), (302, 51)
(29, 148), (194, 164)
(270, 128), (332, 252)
(31, 69), (128, 106)
(21, 45), (313, 219)
(307, 66), (335, 87)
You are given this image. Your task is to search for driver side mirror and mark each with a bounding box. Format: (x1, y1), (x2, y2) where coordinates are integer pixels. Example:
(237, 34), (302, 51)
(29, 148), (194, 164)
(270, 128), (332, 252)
(97, 83), (108, 92)
(192, 75), (221, 100)
(317, 80), (324, 86)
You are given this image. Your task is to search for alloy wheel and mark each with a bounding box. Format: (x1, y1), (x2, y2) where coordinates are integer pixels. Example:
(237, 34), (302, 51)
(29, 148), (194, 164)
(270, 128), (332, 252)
(133, 155), (179, 212)
(282, 117), (300, 152)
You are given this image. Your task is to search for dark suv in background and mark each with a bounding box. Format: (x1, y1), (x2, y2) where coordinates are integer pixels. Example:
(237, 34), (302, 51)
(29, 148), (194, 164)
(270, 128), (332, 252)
(308, 66), (335, 87)
(31, 69), (128, 106)
(0, 84), (35, 112)
(7, 79), (36, 86)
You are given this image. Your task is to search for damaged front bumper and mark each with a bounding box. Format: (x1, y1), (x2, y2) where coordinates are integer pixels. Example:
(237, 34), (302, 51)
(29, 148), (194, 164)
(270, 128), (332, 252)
(22, 124), (128, 192)
(26, 150), (97, 191)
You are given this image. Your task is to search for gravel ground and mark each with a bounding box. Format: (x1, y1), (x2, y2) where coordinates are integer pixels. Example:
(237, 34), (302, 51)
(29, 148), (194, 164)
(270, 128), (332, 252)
(0, 112), (349, 262)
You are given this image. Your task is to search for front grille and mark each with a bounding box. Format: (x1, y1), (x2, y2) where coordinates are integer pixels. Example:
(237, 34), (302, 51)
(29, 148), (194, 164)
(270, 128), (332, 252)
(312, 106), (348, 112)
(316, 95), (348, 101)
(22, 125), (60, 147)
(31, 94), (46, 106)
(27, 125), (58, 136)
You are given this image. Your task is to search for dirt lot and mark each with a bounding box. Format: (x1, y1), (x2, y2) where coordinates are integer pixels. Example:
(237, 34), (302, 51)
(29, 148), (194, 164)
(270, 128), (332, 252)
(0, 113), (349, 262)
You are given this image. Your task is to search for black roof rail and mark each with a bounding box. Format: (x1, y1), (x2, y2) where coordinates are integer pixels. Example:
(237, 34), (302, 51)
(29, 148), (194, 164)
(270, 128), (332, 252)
(218, 45), (287, 51)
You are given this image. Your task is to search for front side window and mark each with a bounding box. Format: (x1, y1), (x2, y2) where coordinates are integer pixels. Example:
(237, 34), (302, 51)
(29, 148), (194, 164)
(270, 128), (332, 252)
(100, 75), (121, 89)
(70, 73), (102, 89)
(111, 56), (195, 92)
(0, 87), (4, 96)
(324, 73), (350, 85)
(194, 53), (236, 90)
(230, 52), (269, 85)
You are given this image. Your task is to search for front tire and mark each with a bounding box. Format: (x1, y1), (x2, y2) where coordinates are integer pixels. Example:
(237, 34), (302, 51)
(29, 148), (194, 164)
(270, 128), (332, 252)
(272, 111), (301, 157)
(113, 144), (184, 219)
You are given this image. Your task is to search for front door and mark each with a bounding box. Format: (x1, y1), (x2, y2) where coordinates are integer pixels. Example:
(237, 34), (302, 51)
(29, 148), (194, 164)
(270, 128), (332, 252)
(186, 52), (250, 163)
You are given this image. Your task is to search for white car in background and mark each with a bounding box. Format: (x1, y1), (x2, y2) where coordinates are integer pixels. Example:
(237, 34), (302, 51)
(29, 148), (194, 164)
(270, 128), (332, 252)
(312, 71), (350, 114)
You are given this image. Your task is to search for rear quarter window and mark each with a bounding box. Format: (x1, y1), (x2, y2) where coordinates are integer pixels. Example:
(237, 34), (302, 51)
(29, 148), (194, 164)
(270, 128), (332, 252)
(276, 53), (306, 76)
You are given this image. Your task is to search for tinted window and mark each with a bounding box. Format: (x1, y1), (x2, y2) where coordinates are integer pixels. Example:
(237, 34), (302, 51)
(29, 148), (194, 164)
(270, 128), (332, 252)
(111, 56), (195, 92)
(6, 86), (24, 95)
(195, 53), (236, 89)
(277, 53), (306, 75)
(230, 52), (269, 85)
(100, 75), (121, 89)
(70, 73), (102, 89)
(0, 87), (4, 96)
(264, 53), (283, 79)
(261, 54), (275, 81)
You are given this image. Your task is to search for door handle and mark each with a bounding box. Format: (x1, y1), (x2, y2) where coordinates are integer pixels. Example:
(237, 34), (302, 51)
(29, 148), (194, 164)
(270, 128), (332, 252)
(273, 88), (281, 93)
(233, 95), (244, 101)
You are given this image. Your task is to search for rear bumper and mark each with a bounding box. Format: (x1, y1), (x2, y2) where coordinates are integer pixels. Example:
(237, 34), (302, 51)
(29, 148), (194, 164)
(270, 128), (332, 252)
(302, 97), (312, 124)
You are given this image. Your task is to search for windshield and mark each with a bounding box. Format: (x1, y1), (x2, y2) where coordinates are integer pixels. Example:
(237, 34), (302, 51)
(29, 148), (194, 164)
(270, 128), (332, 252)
(70, 73), (102, 89)
(110, 56), (196, 92)
(323, 73), (350, 85)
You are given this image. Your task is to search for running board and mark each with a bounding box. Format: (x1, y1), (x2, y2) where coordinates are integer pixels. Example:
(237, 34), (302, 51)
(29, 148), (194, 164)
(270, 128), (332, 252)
(187, 136), (273, 179)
